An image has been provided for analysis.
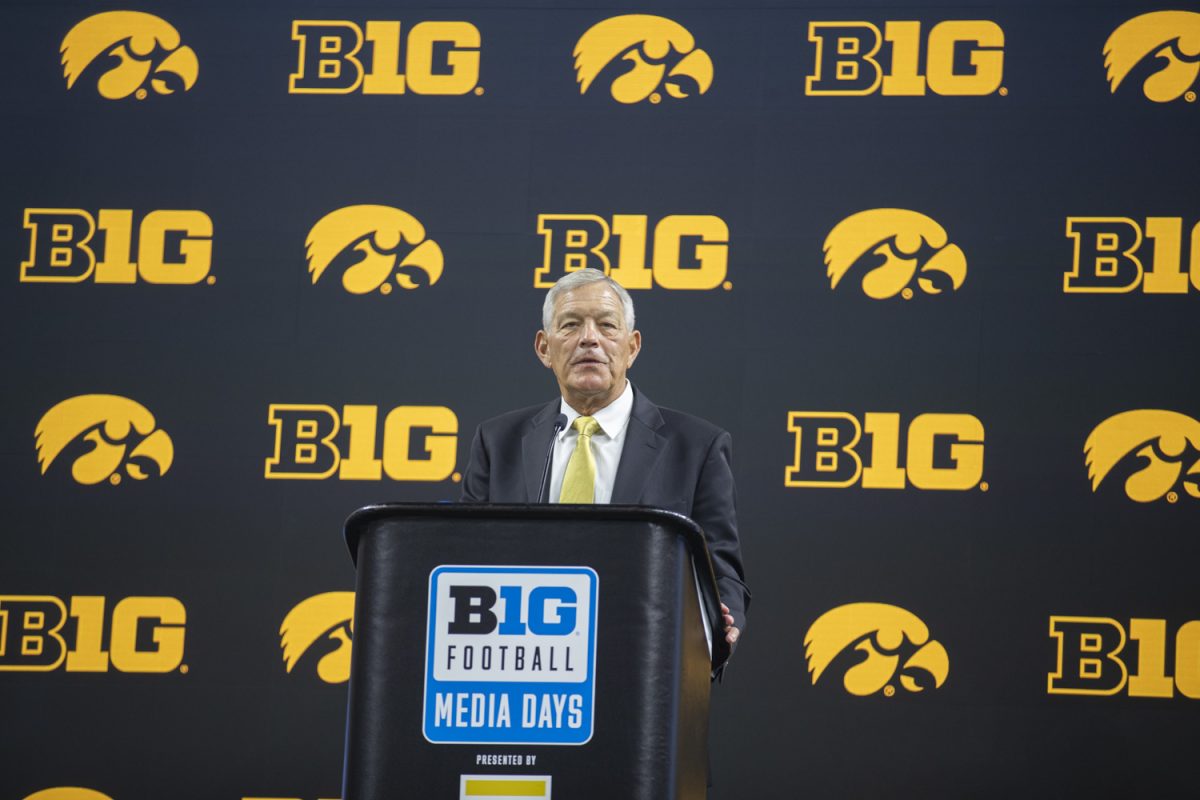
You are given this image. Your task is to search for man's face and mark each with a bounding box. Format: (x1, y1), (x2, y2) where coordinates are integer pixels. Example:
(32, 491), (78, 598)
(535, 281), (641, 413)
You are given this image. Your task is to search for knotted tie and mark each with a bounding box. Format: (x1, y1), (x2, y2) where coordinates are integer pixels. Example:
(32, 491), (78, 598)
(559, 416), (601, 503)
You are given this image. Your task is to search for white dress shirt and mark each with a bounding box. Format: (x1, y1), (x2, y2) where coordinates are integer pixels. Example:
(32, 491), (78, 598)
(547, 380), (634, 504)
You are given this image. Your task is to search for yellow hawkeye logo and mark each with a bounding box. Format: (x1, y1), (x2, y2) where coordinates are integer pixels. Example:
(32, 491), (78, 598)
(24, 790), (114, 800)
(36, 395), (173, 486)
(62, 12), (198, 100)
(1084, 410), (1200, 503)
(1104, 11), (1200, 103)
(306, 205), (444, 295)
(574, 15), (713, 104)
(825, 209), (966, 299)
(804, 603), (948, 696)
(281, 592), (355, 684)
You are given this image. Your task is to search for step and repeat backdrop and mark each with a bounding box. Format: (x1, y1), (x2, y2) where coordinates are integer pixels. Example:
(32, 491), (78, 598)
(2, 1), (1197, 798)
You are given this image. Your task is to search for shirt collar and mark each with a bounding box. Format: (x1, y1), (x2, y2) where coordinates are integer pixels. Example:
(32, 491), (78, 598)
(558, 380), (634, 440)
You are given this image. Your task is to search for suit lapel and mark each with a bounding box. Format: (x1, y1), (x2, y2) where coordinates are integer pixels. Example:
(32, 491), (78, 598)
(521, 400), (563, 502)
(611, 388), (667, 505)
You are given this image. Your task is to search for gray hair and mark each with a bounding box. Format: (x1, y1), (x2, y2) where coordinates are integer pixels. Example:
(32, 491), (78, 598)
(541, 269), (636, 331)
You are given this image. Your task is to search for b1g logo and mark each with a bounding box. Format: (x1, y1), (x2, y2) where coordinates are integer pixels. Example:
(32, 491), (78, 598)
(1048, 616), (1200, 699)
(785, 412), (985, 490)
(289, 20), (481, 95)
(1085, 410), (1200, 503)
(62, 11), (198, 100)
(306, 205), (443, 295)
(21, 209), (214, 285)
(534, 214), (729, 290)
(1063, 217), (1200, 294)
(825, 209), (967, 300)
(573, 15), (713, 104)
(1104, 11), (1200, 103)
(265, 404), (458, 481)
(36, 395), (173, 486)
(424, 566), (598, 745)
(806, 20), (1005, 96)
(805, 603), (949, 696)
(280, 591), (355, 684)
(0, 595), (186, 673)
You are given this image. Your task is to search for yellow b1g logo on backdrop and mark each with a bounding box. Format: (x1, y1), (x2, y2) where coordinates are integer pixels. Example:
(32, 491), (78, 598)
(825, 209), (966, 299)
(307, 205), (444, 295)
(36, 395), (173, 486)
(574, 15), (713, 104)
(786, 412), (985, 490)
(265, 404), (458, 481)
(62, 11), (198, 100)
(290, 20), (481, 95)
(535, 213), (729, 290)
(21, 209), (214, 285)
(807, 19), (1005, 96)
(1063, 216), (1200, 294)
(281, 591), (355, 684)
(1049, 616), (1200, 699)
(805, 603), (949, 696)
(0, 595), (186, 673)
(1104, 11), (1200, 103)
(1085, 410), (1200, 503)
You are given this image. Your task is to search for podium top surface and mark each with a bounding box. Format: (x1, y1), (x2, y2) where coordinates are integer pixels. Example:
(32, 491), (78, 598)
(344, 502), (707, 564)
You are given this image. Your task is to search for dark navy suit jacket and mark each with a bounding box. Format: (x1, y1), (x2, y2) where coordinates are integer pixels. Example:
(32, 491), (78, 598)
(459, 386), (750, 631)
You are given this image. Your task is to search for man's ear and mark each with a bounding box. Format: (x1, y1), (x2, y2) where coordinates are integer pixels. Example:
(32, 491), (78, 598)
(627, 330), (642, 367)
(534, 329), (552, 368)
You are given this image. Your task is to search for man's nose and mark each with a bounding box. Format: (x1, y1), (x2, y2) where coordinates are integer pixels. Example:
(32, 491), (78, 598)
(579, 319), (600, 342)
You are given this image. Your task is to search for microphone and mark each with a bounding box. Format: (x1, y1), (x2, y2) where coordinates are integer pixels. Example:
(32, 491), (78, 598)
(538, 413), (568, 503)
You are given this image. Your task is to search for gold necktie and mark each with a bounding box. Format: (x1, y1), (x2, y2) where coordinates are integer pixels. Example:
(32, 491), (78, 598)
(559, 416), (601, 503)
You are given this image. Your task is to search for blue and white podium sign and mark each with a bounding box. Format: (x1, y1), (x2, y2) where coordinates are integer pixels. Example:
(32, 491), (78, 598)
(423, 565), (599, 745)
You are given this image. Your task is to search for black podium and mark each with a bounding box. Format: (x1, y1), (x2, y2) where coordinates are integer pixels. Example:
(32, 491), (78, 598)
(342, 503), (731, 800)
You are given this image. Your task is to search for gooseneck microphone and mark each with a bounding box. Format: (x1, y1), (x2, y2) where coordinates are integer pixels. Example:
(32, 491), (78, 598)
(538, 413), (569, 503)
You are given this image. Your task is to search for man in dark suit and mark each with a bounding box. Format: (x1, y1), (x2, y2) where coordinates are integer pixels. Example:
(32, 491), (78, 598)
(460, 268), (749, 647)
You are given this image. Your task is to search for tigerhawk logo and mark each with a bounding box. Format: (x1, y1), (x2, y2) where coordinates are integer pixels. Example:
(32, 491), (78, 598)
(61, 12), (198, 100)
(35, 395), (174, 486)
(804, 603), (949, 696)
(1084, 410), (1200, 503)
(23, 790), (114, 800)
(574, 15), (713, 104)
(306, 205), (444, 295)
(280, 592), (355, 684)
(1103, 11), (1200, 103)
(824, 209), (967, 300)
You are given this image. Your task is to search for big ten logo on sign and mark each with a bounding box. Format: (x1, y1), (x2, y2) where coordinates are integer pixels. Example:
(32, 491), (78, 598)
(289, 20), (481, 95)
(534, 214), (730, 290)
(1063, 217), (1200, 294)
(306, 205), (443, 295)
(1104, 12), (1200, 103)
(279, 591), (355, 684)
(1049, 616), (1200, 699)
(1084, 410), (1200, 503)
(61, 12), (198, 100)
(424, 566), (598, 745)
(806, 19), (1005, 96)
(36, 395), (173, 486)
(265, 404), (458, 482)
(573, 15), (713, 104)
(805, 603), (948, 696)
(24, 790), (114, 800)
(0, 595), (186, 674)
(21, 209), (214, 285)
(785, 412), (985, 491)
(825, 209), (967, 300)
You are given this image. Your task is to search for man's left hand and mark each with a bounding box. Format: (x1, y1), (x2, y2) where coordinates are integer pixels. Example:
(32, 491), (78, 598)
(721, 602), (740, 646)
